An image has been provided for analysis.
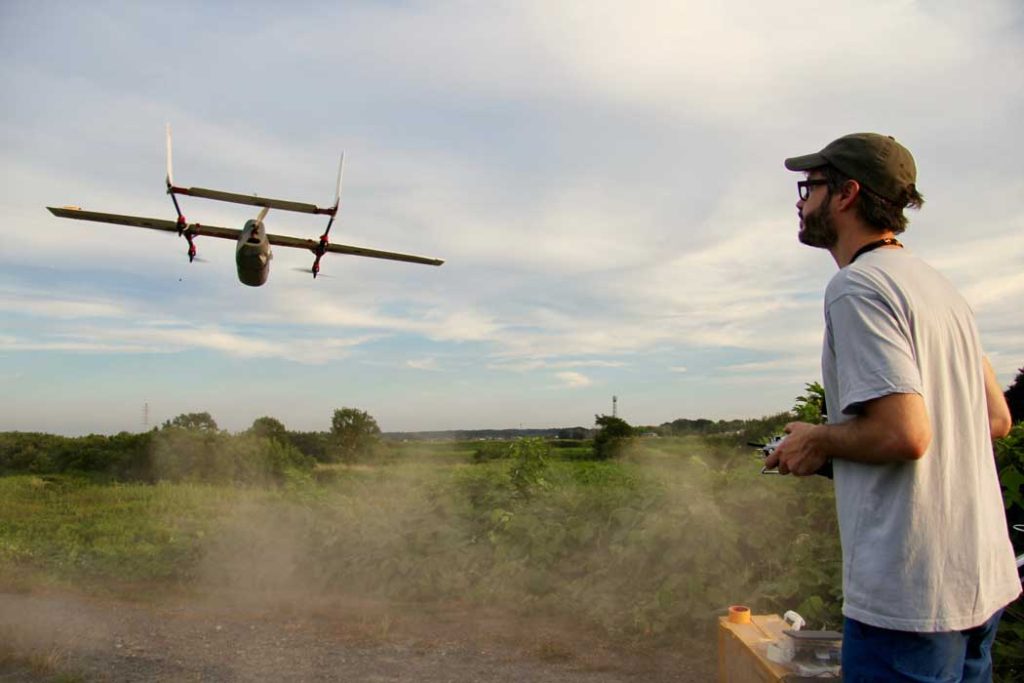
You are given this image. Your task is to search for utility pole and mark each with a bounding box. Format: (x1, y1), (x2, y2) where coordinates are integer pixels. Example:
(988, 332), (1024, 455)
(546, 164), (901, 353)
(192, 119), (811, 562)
(143, 401), (150, 429)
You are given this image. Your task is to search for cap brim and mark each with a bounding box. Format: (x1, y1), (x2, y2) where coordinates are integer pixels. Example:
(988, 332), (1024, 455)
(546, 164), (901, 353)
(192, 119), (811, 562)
(784, 152), (827, 171)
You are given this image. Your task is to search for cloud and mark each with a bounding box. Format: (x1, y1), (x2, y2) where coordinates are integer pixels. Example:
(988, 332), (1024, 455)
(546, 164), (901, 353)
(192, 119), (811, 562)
(0, 292), (129, 319)
(554, 371), (593, 388)
(3, 322), (380, 364)
(405, 357), (440, 371)
(488, 357), (627, 372)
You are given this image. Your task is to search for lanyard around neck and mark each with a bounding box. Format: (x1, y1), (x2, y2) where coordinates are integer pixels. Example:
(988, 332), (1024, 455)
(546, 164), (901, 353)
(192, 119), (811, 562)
(850, 237), (902, 264)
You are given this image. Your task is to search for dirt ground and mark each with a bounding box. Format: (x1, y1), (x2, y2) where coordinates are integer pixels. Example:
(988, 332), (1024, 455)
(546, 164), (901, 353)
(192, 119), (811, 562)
(0, 586), (716, 682)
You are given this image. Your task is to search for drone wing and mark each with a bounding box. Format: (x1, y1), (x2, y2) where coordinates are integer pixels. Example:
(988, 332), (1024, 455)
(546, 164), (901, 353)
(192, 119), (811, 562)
(46, 207), (243, 241)
(47, 207), (444, 267)
(266, 230), (444, 266)
(170, 188), (336, 216)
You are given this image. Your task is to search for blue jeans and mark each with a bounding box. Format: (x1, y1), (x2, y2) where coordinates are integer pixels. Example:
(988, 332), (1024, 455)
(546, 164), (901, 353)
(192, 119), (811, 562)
(841, 611), (1003, 683)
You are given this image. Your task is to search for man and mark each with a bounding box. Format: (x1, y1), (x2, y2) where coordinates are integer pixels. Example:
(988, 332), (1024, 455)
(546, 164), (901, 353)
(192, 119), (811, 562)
(767, 132), (1019, 682)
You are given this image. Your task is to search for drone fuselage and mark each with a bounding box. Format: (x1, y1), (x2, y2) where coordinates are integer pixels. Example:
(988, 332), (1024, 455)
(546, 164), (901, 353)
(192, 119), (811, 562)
(236, 219), (272, 286)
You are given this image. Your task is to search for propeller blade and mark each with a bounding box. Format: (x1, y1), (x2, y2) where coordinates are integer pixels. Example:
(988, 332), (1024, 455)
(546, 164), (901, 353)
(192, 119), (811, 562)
(256, 206), (270, 223)
(334, 152), (345, 207)
(165, 123), (174, 188)
(290, 267), (331, 278)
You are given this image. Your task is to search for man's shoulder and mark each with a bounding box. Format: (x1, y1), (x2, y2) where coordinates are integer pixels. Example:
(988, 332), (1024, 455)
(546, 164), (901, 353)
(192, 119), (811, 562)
(824, 263), (881, 303)
(825, 250), (935, 303)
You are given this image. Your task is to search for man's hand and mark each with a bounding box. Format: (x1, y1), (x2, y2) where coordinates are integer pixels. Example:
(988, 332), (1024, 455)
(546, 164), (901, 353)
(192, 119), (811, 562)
(764, 422), (830, 476)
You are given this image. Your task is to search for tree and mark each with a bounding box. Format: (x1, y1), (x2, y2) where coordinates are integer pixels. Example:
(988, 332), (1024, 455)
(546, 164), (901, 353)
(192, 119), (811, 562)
(162, 412), (219, 432)
(330, 408), (381, 463)
(1006, 367), (1024, 425)
(248, 416), (288, 443)
(592, 414), (633, 460)
(793, 382), (827, 424)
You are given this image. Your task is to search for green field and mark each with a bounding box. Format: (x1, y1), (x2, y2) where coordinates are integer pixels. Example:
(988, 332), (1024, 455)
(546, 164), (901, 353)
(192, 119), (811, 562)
(2, 429), (1021, 680)
(0, 436), (841, 638)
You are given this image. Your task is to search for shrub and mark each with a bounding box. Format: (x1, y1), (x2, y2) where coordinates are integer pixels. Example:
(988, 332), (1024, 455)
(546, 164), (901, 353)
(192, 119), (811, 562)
(508, 438), (548, 498)
(592, 415), (633, 460)
(994, 422), (1024, 682)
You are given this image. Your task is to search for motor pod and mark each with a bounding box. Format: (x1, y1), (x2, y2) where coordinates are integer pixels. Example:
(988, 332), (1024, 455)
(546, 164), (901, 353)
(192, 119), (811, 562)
(236, 219), (272, 286)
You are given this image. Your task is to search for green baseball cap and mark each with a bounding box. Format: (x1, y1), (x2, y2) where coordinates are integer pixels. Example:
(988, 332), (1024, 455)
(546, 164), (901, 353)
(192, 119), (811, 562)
(785, 132), (917, 202)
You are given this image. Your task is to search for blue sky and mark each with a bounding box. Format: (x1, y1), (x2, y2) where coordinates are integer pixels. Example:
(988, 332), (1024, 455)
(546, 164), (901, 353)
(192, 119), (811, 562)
(1, 1), (1021, 435)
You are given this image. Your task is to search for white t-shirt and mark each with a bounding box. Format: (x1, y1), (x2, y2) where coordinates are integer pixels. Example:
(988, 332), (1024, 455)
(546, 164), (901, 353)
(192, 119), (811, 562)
(821, 247), (1020, 632)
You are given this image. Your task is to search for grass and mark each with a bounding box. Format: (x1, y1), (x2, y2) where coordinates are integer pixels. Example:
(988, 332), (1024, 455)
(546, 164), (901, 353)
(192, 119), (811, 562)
(0, 439), (841, 641)
(0, 475), (256, 584)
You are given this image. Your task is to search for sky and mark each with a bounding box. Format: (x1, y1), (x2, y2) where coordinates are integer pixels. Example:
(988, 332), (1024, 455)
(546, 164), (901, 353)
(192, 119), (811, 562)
(1, 1), (1022, 435)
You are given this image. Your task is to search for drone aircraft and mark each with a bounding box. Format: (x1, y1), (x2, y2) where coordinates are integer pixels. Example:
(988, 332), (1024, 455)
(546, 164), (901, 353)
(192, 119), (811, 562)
(47, 126), (444, 286)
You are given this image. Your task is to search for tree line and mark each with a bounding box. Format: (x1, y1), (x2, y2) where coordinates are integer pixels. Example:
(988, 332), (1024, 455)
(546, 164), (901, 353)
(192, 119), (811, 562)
(0, 407), (382, 485)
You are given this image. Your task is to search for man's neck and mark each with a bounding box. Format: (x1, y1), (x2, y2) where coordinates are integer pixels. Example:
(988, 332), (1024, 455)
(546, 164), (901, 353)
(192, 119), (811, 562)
(831, 227), (899, 268)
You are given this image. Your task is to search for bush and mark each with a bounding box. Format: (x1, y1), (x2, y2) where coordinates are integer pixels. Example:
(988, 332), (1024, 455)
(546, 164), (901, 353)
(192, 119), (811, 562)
(0, 429), (313, 488)
(149, 429), (313, 486)
(508, 438), (548, 498)
(994, 422), (1024, 682)
(0, 431), (151, 479)
(592, 415), (633, 460)
(471, 441), (511, 463)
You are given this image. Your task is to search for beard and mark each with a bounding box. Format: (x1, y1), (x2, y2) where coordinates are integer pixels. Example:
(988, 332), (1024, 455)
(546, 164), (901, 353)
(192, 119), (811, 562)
(798, 199), (838, 249)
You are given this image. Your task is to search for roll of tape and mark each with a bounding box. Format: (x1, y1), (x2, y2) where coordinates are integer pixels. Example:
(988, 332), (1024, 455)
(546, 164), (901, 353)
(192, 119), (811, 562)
(728, 605), (751, 624)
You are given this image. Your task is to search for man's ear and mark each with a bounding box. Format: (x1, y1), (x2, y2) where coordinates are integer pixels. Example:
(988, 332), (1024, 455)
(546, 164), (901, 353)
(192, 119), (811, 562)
(833, 179), (861, 212)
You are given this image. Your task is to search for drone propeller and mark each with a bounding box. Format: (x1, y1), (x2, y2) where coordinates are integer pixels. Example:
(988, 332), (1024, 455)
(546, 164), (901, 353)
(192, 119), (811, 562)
(334, 152), (345, 207)
(304, 152), (346, 278)
(165, 123), (174, 188)
(291, 266), (332, 278)
(165, 123), (187, 230)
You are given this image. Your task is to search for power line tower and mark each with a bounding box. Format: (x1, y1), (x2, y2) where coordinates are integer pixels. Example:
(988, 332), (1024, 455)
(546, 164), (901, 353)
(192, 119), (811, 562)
(612, 395), (618, 418)
(142, 401), (150, 429)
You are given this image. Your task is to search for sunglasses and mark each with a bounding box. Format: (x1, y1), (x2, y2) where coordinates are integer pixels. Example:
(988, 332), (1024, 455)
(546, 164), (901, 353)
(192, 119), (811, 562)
(797, 179), (828, 201)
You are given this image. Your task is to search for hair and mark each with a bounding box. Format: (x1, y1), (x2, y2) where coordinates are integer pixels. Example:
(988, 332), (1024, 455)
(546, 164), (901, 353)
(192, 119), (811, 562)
(821, 165), (924, 235)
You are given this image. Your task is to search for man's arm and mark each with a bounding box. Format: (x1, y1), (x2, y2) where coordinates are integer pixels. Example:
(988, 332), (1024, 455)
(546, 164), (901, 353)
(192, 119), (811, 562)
(983, 357), (1012, 439)
(765, 392), (931, 476)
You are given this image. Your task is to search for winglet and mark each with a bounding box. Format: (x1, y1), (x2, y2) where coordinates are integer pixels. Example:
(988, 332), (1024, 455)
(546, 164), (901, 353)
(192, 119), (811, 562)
(165, 123), (174, 188)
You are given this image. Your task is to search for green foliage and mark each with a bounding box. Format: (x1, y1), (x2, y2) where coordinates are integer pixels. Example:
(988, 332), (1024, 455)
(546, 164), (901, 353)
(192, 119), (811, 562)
(329, 407), (382, 463)
(994, 421), (1024, 682)
(1005, 367), (1024, 424)
(247, 416), (288, 444)
(0, 431), (152, 479)
(659, 417), (746, 436)
(792, 381), (827, 424)
(705, 412), (794, 451)
(507, 437), (549, 498)
(996, 422), (1024, 516)
(150, 429), (313, 486)
(471, 441), (511, 463)
(161, 412), (219, 432)
(285, 430), (331, 462)
(592, 414), (633, 460)
(0, 426), (313, 488)
(0, 475), (228, 581)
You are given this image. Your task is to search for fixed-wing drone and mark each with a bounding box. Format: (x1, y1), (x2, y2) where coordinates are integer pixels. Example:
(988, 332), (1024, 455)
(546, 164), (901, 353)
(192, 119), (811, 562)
(46, 126), (444, 286)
